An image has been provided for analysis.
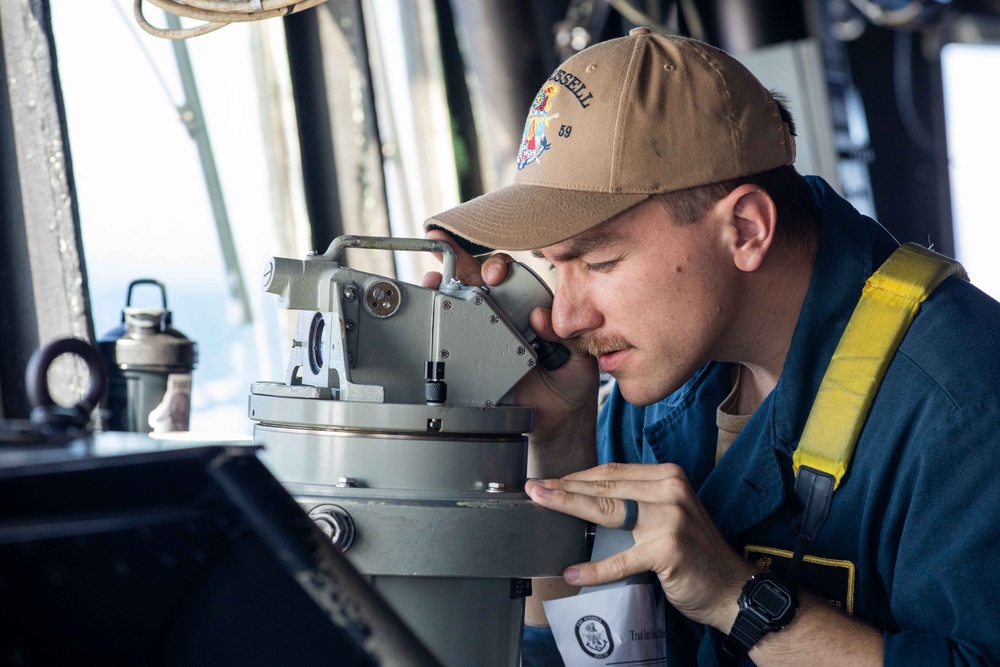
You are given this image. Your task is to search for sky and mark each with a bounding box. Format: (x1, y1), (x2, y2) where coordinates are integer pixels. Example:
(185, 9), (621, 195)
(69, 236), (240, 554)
(49, 0), (297, 434)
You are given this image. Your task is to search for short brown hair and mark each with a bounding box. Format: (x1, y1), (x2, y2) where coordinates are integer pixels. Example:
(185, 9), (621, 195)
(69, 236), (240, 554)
(653, 95), (819, 249)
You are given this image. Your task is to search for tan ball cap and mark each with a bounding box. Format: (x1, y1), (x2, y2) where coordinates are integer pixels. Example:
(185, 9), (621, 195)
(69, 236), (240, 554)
(425, 28), (796, 253)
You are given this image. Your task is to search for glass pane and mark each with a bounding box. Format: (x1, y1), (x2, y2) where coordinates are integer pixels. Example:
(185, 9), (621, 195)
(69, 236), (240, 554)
(50, 1), (307, 435)
(941, 42), (1000, 299)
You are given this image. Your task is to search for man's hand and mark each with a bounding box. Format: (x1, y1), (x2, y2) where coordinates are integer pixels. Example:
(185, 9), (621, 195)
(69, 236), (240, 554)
(525, 462), (756, 631)
(421, 229), (496, 290)
(423, 230), (599, 477)
(423, 230), (603, 623)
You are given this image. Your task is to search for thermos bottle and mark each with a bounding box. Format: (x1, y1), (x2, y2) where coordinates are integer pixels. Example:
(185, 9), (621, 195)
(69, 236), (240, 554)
(98, 279), (198, 433)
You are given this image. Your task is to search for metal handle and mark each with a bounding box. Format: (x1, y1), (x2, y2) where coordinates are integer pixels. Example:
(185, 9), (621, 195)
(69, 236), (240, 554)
(126, 278), (168, 309)
(320, 236), (458, 287)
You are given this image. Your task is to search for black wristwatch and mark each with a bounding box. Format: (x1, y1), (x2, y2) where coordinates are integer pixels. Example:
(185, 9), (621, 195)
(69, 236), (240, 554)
(723, 572), (798, 659)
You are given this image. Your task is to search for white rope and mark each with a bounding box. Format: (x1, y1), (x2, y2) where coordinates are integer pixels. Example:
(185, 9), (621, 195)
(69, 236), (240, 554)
(135, 0), (328, 39)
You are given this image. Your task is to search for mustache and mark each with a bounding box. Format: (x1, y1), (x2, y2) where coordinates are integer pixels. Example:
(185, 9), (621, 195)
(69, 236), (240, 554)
(575, 333), (630, 358)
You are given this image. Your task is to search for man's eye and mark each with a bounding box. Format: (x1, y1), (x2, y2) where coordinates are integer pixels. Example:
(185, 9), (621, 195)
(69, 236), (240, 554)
(585, 259), (619, 272)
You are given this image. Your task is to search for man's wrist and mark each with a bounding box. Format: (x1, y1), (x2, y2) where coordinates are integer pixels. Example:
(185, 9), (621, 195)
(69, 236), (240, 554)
(723, 572), (799, 659)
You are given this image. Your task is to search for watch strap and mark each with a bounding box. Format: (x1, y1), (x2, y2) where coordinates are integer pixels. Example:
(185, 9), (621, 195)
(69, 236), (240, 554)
(723, 609), (769, 658)
(723, 573), (798, 660)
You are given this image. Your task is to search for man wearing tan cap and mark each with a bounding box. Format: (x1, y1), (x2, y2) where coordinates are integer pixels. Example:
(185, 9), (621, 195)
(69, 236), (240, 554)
(425, 28), (1000, 666)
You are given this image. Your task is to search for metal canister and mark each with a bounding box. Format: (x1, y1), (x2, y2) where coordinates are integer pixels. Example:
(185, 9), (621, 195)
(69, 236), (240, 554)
(98, 279), (198, 433)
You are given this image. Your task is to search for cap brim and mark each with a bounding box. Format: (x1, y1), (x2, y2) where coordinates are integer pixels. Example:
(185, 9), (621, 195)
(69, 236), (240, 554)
(425, 182), (651, 254)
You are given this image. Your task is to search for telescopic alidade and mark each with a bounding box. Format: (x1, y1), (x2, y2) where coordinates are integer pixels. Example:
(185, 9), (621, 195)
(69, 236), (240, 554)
(249, 236), (588, 667)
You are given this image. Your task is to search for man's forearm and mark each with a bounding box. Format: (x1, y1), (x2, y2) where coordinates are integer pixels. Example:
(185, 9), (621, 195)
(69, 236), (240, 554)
(745, 590), (883, 666)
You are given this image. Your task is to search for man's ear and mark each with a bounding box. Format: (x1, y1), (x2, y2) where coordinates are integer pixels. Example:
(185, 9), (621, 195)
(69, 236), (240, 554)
(722, 185), (777, 273)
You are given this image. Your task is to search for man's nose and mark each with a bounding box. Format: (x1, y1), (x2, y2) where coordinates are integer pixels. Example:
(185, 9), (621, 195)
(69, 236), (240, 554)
(551, 280), (602, 340)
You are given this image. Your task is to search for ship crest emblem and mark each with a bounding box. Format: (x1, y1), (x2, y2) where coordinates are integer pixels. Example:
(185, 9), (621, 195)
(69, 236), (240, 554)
(516, 82), (560, 170)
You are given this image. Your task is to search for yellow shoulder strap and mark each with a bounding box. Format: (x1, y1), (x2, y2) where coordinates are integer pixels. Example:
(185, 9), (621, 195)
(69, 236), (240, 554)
(783, 243), (967, 586)
(792, 242), (968, 488)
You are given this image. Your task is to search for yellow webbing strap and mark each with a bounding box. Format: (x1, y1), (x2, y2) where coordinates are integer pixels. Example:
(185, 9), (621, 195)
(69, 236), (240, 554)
(792, 243), (968, 489)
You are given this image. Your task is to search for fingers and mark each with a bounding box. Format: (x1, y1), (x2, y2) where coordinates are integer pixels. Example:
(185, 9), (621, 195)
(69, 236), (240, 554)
(481, 253), (515, 286)
(421, 271), (443, 289)
(525, 464), (694, 531)
(563, 549), (645, 586)
(528, 465), (756, 624)
(543, 494), (666, 586)
(563, 461), (685, 483)
(529, 307), (562, 345)
(526, 479), (636, 528)
(423, 229), (516, 288)
(423, 229), (486, 286)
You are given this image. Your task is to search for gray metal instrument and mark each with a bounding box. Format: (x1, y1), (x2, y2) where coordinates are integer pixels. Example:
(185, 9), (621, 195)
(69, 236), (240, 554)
(249, 236), (588, 667)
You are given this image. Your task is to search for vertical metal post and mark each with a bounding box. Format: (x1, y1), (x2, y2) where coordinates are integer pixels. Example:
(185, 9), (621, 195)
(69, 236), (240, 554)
(0, 0), (95, 416)
(164, 12), (253, 324)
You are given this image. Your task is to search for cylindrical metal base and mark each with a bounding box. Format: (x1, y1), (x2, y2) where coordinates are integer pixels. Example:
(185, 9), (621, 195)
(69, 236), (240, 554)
(254, 422), (528, 492)
(250, 395), (590, 667)
(371, 576), (524, 667)
(292, 493), (589, 578)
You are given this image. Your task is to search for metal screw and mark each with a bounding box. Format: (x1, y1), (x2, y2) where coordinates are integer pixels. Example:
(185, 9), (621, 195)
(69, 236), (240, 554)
(490, 315), (499, 324)
(307, 250), (318, 256)
(474, 296), (484, 305)
(440, 349), (450, 359)
(443, 300), (453, 310)
(486, 482), (506, 493)
(528, 359), (536, 368)
(336, 477), (357, 488)
(372, 287), (386, 300)
(516, 346), (526, 356)
(309, 505), (355, 552)
(344, 286), (358, 302)
(345, 319), (356, 333)
(485, 400), (494, 407)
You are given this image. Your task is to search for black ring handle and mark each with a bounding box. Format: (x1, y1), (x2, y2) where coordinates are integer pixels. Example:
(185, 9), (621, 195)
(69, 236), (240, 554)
(25, 337), (107, 412)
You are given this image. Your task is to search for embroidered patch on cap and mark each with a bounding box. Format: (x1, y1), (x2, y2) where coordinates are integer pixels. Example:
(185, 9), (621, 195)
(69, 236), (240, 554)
(517, 82), (560, 170)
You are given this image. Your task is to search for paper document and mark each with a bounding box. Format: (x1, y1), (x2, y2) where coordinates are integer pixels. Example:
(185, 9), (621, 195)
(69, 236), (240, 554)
(543, 583), (668, 666)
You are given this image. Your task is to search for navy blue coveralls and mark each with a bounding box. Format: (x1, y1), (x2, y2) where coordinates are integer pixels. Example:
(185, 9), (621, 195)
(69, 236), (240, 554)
(524, 177), (1000, 665)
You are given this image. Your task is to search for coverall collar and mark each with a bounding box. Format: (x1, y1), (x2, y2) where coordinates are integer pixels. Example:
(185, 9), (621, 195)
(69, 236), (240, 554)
(700, 177), (897, 537)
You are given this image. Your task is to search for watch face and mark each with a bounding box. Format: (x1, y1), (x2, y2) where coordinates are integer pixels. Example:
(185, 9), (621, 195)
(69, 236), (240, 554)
(746, 577), (797, 627)
(725, 574), (798, 658)
(750, 580), (794, 618)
